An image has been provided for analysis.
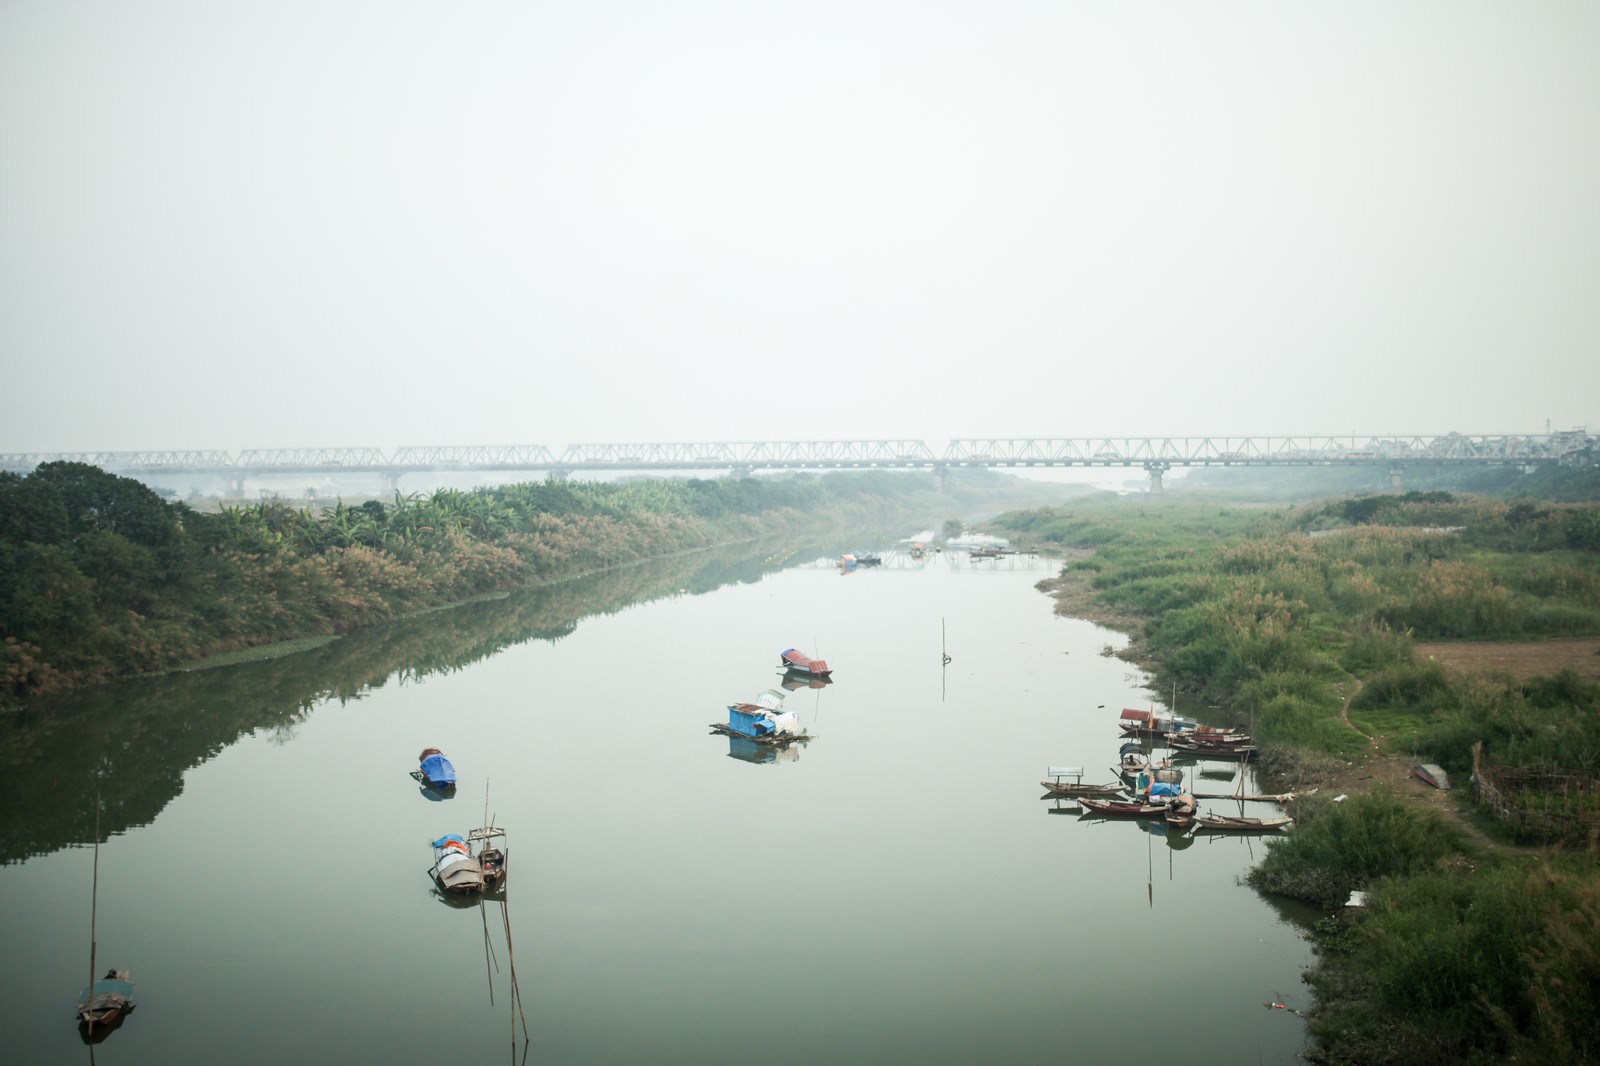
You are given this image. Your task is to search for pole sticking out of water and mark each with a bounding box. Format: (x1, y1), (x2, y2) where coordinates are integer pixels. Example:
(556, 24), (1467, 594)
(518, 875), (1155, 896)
(87, 789), (100, 1035)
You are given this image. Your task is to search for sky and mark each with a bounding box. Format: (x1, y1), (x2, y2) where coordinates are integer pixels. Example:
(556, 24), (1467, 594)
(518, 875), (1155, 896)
(3, 1), (1597, 457)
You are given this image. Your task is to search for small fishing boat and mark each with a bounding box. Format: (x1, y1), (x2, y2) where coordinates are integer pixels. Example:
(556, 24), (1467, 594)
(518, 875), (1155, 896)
(1078, 797), (1170, 818)
(1192, 813), (1293, 832)
(430, 833), (486, 895)
(470, 825), (508, 891)
(415, 748), (458, 792)
(1117, 707), (1202, 738)
(1039, 766), (1128, 797)
(1414, 763), (1451, 790)
(1168, 734), (1258, 760)
(77, 970), (135, 1039)
(1115, 741), (1150, 778)
(780, 648), (832, 678)
(1162, 793), (1199, 830)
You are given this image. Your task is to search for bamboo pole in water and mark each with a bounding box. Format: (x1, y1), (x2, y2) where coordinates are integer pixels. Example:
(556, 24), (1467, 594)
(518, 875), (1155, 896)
(86, 790), (100, 1035)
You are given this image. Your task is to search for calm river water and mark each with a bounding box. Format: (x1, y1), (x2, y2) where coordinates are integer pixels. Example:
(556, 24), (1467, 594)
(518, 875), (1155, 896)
(0, 531), (1316, 1065)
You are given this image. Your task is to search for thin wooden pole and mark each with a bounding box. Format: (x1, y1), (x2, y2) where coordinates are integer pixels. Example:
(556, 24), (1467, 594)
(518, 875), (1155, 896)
(501, 898), (530, 1042)
(87, 789), (100, 1034)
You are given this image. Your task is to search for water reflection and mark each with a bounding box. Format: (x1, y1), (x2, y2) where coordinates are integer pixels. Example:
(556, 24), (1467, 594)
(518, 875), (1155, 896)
(0, 535), (832, 864)
(725, 735), (806, 765)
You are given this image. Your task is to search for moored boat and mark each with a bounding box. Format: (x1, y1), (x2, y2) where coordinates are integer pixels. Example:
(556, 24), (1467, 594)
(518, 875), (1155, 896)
(710, 688), (806, 745)
(1168, 734), (1258, 760)
(1192, 813), (1293, 832)
(76, 971), (135, 1040)
(415, 748), (458, 791)
(1078, 797), (1170, 818)
(780, 648), (832, 678)
(470, 825), (508, 891)
(430, 833), (486, 894)
(1115, 741), (1150, 778)
(1039, 766), (1128, 797)
(1118, 707), (1203, 738)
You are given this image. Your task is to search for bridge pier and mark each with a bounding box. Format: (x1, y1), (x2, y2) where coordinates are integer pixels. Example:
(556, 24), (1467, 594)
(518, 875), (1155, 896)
(730, 465), (754, 479)
(1389, 464), (1404, 492)
(227, 477), (246, 499)
(1144, 461), (1171, 494)
(382, 470), (403, 497)
(547, 468), (570, 482)
(933, 465), (947, 493)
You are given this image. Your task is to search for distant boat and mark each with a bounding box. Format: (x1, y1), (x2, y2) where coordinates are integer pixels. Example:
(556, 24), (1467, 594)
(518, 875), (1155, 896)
(430, 833), (486, 895)
(415, 748), (458, 792)
(1414, 763), (1451, 790)
(780, 649), (832, 679)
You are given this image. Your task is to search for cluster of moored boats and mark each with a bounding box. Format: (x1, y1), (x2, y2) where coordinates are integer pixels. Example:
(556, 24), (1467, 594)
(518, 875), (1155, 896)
(1040, 706), (1293, 834)
(707, 649), (832, 755)
(413, 748), (509, 897)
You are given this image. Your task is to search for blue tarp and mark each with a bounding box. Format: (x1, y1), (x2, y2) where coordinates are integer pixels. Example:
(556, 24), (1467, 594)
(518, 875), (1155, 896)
(431, 833), (467, 849)
(420, 753), (456, 787)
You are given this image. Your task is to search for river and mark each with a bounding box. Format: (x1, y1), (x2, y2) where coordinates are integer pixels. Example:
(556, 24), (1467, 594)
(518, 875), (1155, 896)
(0, 531), (1316, 1065)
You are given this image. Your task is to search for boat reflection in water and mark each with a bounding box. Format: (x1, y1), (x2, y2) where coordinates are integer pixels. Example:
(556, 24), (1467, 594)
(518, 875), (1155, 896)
(780, 670), (833, 692)
(1139, 816), (1196, 851)
(726, 735), (804, 765)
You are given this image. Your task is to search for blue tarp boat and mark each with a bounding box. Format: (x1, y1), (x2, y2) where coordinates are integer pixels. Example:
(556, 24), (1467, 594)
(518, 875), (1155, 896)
(417, 748), (457, 790)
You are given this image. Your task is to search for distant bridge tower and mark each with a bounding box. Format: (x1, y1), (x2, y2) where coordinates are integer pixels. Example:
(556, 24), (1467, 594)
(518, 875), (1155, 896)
(1145, 461), (1171, 494)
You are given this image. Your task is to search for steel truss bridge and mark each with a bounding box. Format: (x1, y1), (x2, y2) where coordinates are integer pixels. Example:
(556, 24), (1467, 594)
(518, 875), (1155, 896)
(2, 433), (1592, 495)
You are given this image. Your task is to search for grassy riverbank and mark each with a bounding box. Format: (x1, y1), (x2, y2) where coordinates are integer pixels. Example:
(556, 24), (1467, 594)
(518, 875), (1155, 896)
(990, 491), (1600, 1064)
(1, 461), (1061, 708)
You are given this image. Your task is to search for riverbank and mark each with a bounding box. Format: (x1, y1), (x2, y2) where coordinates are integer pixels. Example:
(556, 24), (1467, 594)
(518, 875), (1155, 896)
(993, 495), (1600, 1064)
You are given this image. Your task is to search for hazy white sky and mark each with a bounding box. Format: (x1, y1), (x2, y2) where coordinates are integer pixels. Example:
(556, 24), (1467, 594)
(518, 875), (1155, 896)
(3, 2), (1596, 455)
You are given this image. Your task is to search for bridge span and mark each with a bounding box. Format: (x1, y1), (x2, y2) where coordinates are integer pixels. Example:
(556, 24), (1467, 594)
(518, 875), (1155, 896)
(2, 433), (1591, 496)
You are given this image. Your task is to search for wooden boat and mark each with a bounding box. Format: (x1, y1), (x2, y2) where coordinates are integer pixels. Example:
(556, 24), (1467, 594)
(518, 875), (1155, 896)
(780, 648), (832, 678)
(1040, 766), (1127, 797)
(414, 748), (457, 791)
(77, 971), (135, 1029)
(1192, 813), (1293, 832)
(1115, 741), (1150, 778)
(1078, 797), (1170, 818)
(1162, 794), (1198, 830)
(1414, 763), (1451, 790)
(1117, 707), (1203, 738)
(430, 833), (486, 894)
(470, 825), (508, 891)
(1168, 735), (1258, 760)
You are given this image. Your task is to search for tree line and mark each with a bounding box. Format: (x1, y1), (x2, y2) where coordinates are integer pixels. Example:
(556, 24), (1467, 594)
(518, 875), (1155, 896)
(1, 461), (1007, 707)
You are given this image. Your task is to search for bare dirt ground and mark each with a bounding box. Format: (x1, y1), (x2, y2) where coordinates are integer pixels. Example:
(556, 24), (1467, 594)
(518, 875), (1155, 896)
(1414, 637), (1600, 682)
